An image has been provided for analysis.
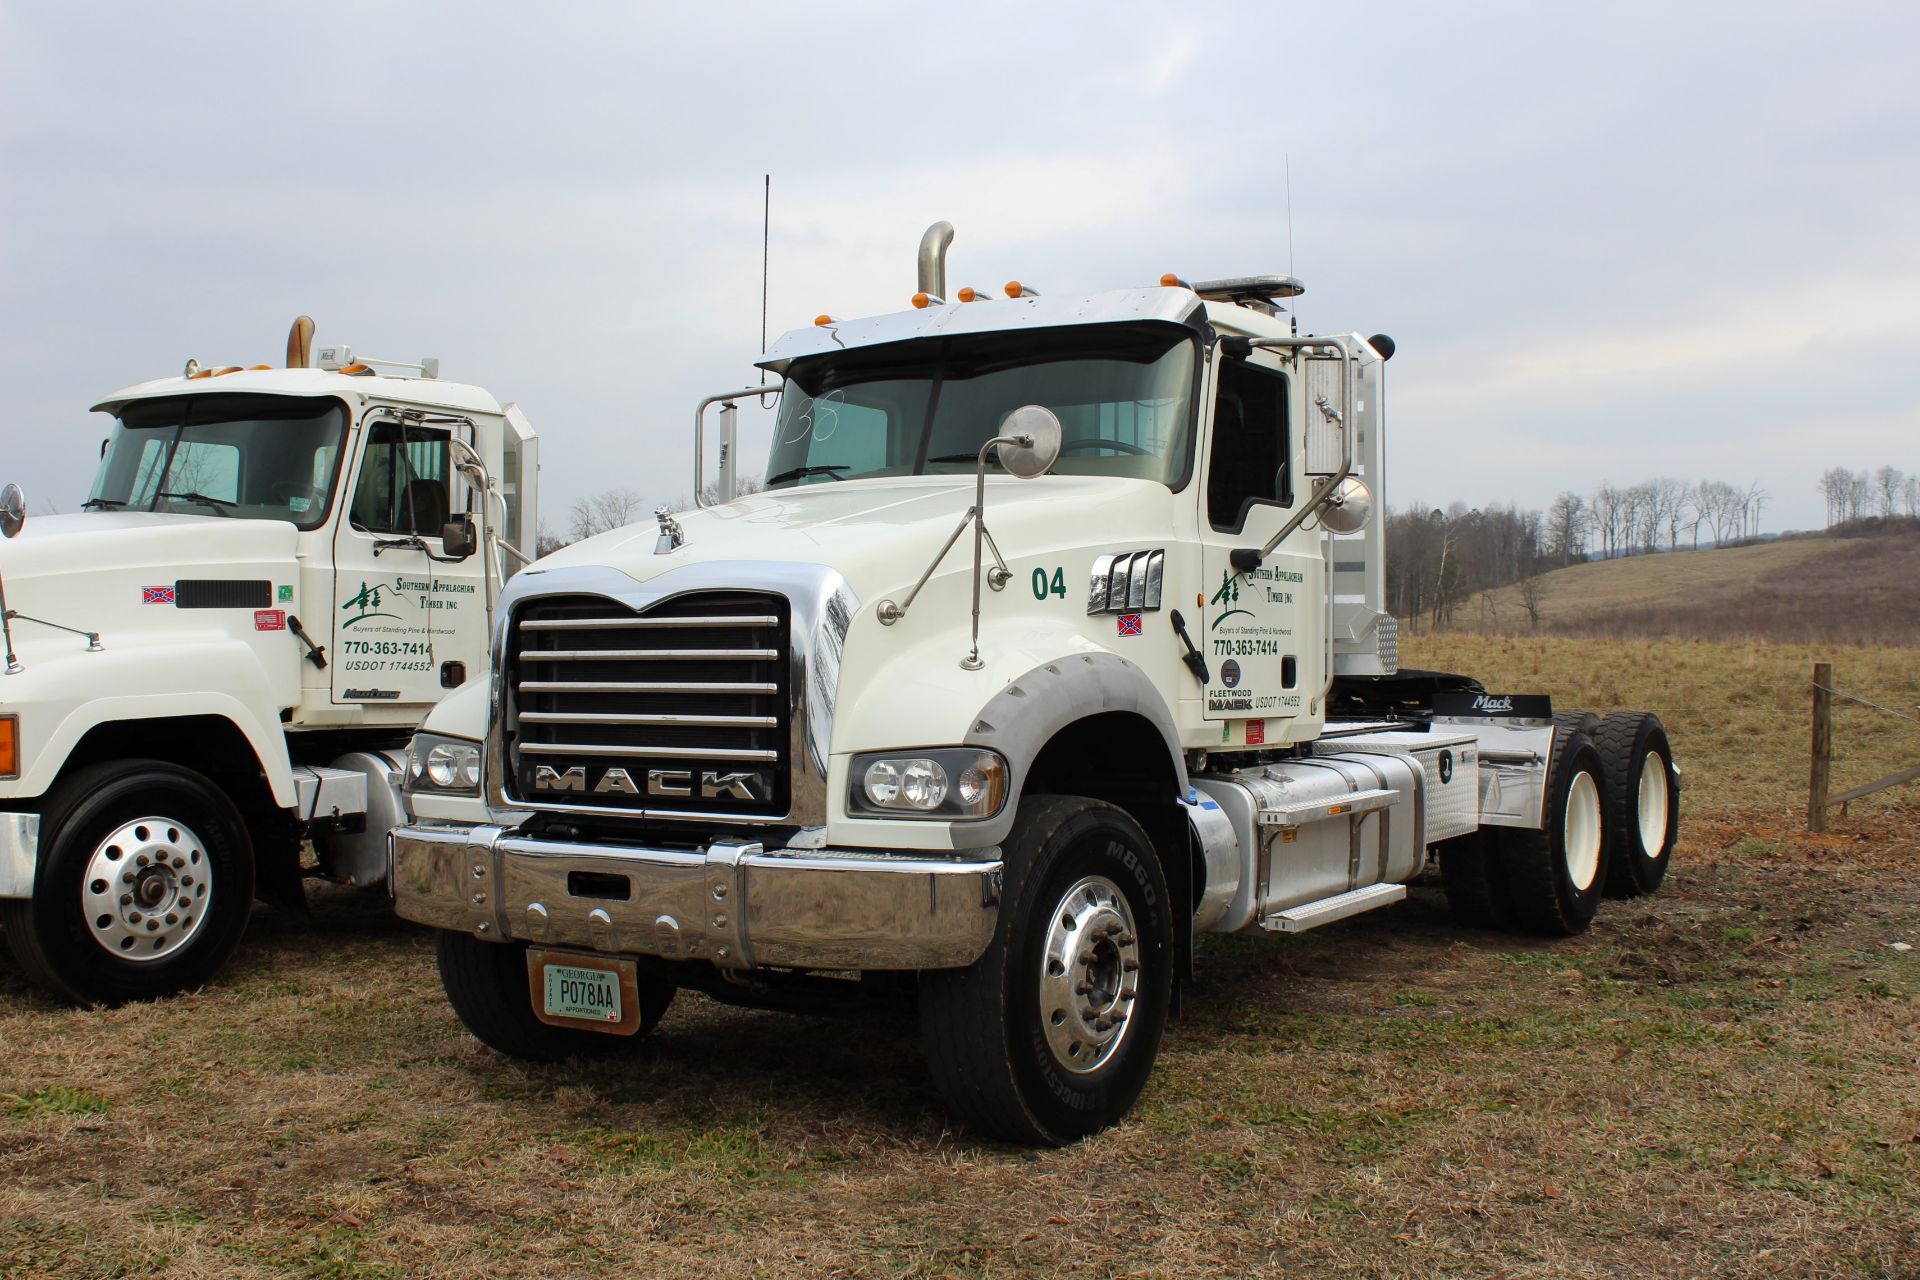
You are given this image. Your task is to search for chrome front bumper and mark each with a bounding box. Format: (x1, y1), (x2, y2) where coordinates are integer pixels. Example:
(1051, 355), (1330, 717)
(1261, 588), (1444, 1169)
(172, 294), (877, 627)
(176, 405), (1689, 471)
(0, 811), (39, 898)
(389, 823), (1004, 972)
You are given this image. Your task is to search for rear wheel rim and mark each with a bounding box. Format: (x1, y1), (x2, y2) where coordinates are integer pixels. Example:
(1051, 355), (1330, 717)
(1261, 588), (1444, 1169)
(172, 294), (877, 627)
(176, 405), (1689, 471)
(1636, 751), (1670, 857)
(80, 816), (213, 962)
(1563, 772), (1602, 891)
(1037, 874), (1140, 1075)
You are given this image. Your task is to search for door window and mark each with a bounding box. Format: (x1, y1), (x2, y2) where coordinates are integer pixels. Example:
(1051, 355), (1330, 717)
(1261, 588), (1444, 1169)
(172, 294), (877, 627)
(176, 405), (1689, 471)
(351, 423), (452, 535)
(1206, 359), (1291, 533)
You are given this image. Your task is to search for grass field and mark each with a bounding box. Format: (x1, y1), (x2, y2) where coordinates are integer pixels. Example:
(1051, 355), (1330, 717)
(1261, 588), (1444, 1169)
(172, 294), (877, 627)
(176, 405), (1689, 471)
(4, 634), (1918, 1279)
(1468, 528), (1920, 647)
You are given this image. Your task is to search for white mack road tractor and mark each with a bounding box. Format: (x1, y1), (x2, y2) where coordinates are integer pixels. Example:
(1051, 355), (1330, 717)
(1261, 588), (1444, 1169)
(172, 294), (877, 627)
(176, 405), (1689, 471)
(391, 225), (1681, 1145)
(0, 318), (538, 1006)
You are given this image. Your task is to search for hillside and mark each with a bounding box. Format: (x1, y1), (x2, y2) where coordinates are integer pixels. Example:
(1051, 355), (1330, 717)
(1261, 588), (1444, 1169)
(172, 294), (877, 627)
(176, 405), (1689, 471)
(1449, 527), (1920, 645)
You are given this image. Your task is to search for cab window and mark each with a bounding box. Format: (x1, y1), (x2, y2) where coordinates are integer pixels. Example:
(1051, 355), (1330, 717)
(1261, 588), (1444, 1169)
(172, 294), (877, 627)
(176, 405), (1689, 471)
(1207, 359), (1291, 533)
(351, 423), (452, 535)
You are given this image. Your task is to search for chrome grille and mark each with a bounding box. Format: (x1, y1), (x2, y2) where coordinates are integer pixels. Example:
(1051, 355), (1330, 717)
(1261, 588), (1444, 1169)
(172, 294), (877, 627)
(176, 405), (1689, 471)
(506, 592), (790, 817)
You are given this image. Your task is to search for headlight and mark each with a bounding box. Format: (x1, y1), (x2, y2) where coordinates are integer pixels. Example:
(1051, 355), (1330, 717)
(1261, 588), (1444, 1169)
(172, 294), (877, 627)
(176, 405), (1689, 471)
(849, 748), (1008, 820)
(406, 734), (483, 796)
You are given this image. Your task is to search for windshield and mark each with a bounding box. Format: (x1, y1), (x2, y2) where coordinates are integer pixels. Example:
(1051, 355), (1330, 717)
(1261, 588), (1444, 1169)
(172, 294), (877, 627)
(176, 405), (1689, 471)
(766, 322), (1198, 490)
(87, 394), (349, 529)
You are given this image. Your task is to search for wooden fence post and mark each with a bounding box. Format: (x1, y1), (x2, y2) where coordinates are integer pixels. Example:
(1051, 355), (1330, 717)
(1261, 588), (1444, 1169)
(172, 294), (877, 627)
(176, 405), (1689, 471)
(1809, 661), (1832, 833)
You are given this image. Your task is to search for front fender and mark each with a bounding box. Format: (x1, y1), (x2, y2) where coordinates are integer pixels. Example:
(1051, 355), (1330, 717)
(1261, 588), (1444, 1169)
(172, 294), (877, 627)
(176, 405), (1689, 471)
(0, 639), (294, 805)
(828, 621), (1185, 851)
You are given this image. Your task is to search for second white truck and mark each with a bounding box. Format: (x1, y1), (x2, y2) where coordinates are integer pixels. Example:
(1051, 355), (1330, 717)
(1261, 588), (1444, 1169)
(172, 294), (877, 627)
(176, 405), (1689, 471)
(0, 318), (538, 1006)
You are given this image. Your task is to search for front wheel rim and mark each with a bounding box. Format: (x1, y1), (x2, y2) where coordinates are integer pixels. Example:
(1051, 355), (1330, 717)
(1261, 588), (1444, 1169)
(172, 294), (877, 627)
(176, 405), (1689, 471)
(1636, 752), (1671, 857)
(1563, 772), (1602, 891)
(80, 816), (213, 962)
(1037, 875), (1141, 1075)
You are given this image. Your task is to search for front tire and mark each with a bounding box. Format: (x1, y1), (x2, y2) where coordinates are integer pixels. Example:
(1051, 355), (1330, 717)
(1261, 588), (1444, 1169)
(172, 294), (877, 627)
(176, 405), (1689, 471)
(919, 795), (1174, 1146)
(1497, 726), (1609, 936)
(435, 930), (676, 1062)
(1596, 712), (1679, 898)
(0, 760), (254, 1006)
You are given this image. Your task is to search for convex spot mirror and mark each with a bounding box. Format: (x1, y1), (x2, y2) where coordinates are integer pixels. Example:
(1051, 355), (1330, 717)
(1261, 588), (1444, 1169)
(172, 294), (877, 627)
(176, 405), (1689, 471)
(440, 515), (476, 560)
(1319, 476), (1372, 535)
(997, 405), (1062, 479)
(0, 484), (25, 539)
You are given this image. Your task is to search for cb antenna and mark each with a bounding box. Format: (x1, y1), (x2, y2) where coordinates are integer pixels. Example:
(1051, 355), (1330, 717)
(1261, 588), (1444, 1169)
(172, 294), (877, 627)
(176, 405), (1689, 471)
(1285, 153), (1298, 336)
(759, 174), (775, 407)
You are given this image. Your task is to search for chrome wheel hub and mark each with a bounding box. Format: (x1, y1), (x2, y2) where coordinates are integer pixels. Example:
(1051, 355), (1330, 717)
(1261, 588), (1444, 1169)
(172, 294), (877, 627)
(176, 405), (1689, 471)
(81, 817), (212, 962)
(1038, 875), (1140, 1075)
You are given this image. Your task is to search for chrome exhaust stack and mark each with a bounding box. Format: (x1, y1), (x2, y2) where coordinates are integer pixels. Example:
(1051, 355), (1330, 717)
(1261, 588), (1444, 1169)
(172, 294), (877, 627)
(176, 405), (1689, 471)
(917, 221), (954, 303)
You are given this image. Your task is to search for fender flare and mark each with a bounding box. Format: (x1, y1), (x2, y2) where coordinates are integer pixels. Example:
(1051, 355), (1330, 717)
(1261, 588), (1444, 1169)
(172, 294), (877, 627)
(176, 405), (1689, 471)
(961, 650), (1188, 849)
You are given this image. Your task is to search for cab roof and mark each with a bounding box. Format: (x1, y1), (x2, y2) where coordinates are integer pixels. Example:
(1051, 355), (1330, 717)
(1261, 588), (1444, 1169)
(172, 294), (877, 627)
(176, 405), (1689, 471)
(91, 367), (506, 418)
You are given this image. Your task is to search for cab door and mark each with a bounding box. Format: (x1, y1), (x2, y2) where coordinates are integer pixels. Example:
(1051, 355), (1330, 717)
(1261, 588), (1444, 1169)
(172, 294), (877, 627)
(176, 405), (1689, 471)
(330, 414), (487, 709)
(1195, 350), (1322, 748)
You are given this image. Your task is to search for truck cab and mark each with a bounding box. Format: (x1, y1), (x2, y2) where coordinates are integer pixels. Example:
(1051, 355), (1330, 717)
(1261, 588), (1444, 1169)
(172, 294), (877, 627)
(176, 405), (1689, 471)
(391, 228), (1679, 1144)
(0, 320), (538, 1006)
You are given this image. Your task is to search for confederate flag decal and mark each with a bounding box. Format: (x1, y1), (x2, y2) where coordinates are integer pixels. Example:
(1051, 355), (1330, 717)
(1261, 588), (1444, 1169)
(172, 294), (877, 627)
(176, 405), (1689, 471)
(142, 585), (176, 605)
(1115, 613), (1143, 637)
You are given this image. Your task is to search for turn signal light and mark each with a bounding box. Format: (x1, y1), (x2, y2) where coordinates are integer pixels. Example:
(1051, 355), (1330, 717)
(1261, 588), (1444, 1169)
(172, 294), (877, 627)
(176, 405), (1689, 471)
(0, 715), (17, 779)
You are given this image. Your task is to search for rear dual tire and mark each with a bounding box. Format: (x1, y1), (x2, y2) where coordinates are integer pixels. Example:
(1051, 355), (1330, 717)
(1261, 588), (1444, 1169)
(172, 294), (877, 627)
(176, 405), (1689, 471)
(1497, 725), (1609, 936)
(1596, 712), (1679, 898)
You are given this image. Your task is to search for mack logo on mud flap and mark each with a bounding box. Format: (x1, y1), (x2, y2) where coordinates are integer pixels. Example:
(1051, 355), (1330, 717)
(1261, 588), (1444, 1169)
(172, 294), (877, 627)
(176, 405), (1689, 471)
(1473, 695), (1513, 712)
(532, 764), (770, 802)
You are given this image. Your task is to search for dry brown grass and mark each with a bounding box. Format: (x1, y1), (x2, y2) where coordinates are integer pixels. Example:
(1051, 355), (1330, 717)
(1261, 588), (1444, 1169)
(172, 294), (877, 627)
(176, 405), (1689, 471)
(1469, 529), (1920, 647)
(4, 634), (1919, 1279)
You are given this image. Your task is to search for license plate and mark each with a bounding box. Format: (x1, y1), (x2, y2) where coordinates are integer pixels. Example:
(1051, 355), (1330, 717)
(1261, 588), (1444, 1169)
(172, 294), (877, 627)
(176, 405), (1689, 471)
(527, 948), (641, 1035)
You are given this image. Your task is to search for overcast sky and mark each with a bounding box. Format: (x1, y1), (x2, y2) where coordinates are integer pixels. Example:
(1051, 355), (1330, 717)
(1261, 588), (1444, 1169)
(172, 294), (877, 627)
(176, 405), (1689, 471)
(4, 2), (1914, 536)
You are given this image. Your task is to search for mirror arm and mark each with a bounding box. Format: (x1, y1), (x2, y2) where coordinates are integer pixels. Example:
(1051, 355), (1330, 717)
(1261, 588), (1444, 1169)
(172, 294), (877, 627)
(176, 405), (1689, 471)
(1230, 338), (1357, 571)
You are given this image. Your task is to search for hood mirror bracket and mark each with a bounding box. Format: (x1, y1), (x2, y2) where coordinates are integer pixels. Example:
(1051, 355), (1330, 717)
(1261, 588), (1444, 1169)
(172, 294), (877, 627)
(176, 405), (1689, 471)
(876, 405), (1063, 670)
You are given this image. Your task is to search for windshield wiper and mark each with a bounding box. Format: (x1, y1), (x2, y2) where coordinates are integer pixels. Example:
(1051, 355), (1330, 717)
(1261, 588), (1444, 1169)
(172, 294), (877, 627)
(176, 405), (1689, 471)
(155, 490), (236, 512)
(81, 497), (126, 510)
(766, 464), (849, 486)
(927, 450), (996, 464)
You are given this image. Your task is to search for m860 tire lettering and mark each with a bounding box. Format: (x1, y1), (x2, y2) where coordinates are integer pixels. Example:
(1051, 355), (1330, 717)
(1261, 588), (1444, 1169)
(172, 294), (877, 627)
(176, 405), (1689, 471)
(919, 796), (1173, 1145)
(0, 760), (254, 1007)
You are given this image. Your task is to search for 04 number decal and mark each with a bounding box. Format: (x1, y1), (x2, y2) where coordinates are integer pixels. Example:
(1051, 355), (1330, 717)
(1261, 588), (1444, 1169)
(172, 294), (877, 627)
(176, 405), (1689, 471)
(1030, 567), (1067, 600)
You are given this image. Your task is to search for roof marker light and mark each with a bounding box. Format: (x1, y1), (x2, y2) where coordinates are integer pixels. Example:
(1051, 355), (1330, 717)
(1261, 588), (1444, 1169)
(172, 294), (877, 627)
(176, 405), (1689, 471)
(911, 292), (931, 309)
(1159, 273), (1191, 289)
(1003, 281), (1039, 299)
(957, 286), (983, 303)
(815, 314), (835, 326)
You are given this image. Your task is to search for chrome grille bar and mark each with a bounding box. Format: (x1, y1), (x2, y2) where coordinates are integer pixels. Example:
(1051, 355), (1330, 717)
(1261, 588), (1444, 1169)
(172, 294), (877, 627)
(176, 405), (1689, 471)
(520, 711), (777, 728)
(520, 615), (779, 631)
(516, 680), (778, 695)
(521, 743), (781, 762)
(523, 648), (779, 662)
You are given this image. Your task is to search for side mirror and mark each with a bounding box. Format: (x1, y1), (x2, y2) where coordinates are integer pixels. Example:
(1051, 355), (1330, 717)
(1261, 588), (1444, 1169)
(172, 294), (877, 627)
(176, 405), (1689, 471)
(0, 484), (25, 539)
(997, 405), (1063, 479)
(440, 515), (476, 560)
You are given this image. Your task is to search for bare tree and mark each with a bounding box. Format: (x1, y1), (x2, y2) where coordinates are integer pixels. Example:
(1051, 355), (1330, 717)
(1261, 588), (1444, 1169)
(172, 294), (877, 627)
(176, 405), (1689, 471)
(1516, 570), (1549, 628)
(1544, 491), (1588, 566)
(1817, 467), (1852, 526)
(1874, 465), (1903, 517)
(567, 488), (649, 542)
(1905, 475), (1920, 518)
